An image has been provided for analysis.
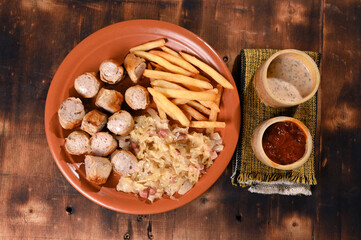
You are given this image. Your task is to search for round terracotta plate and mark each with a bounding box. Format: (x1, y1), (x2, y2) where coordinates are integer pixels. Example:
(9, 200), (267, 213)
(45, 20), (241, 214)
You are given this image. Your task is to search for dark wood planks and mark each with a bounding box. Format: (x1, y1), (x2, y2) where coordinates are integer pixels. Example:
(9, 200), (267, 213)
(316, 0), (361, 239)
(0, 0), (360, 239)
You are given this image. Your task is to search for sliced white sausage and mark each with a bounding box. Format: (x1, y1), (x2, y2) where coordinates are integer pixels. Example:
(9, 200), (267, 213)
(95, 88), (123, 113)
(84, 155), (112, 185)
(110, 150), (138, 175)
(89, 132), (117, 156)
(74, 72), (101, 98)
(123, 53), (146, 83)
(58, 97), (85, 130)
(99, 59), (125, 84)
(125, 85), (150, 110)
(81, 109), (108, 135)
(64, 131), (90, 155)
(107, 110), (134, 136)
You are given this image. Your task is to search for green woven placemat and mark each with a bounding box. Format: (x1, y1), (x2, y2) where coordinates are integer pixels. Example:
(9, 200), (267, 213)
(231, 49), (320, 187)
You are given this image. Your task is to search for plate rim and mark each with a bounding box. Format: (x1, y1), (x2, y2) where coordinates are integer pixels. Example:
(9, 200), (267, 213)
(44, 19), (241, 214)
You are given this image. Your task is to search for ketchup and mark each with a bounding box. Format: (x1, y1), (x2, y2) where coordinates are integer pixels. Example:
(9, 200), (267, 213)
(262, 121), (306, 165)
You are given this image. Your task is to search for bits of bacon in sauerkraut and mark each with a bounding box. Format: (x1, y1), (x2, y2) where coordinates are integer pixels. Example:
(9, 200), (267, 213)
(116, 112), (224, 202)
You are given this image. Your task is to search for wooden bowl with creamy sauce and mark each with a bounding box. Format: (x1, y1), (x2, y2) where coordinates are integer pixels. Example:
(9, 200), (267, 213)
(254, 49), (320, 108)
(251, 116), (312, 170)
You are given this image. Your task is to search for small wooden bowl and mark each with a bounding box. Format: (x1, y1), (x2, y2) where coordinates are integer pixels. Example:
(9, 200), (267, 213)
(254, 49), (320, 108)
(251, 116), (312, 170)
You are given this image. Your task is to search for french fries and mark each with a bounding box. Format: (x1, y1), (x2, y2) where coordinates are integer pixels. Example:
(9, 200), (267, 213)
(180, 105), (208, 121)
(172, 98), (189, 105)
(150, 62), (167, 72)
(157, 105), (167, 119)
(185, 85), (205, 91)
(153, 97), (177, 120)
(150, 50), (199, 75)
(150, 80), (186, 90)
(160, 46), (181, 58)
(153, 87), (217, 102)
(179, 52), (234, 89)
(207, 84), (223, 133)
(130, 39), (166, 52)
(143, 70), (213, 90)
(190, 121), (226, 128)
(148, 88), (190, 127)
(129, 39), (234, 132)
(195, 74), (210, 82)
(198, 100), (220, 112)
(187, 100), (211, 115)
(183, 110), (192, 121)
(133, 51), (193, 76)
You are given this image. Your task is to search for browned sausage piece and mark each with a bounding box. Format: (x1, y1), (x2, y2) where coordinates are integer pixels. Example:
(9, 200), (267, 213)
(99, 59), (125, 84)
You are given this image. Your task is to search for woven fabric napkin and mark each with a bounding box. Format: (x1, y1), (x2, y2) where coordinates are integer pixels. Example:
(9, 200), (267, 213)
(231, 49), (320, 195)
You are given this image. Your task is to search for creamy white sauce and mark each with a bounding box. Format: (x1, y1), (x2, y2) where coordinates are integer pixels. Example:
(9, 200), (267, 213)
(267, 56), (312, 102)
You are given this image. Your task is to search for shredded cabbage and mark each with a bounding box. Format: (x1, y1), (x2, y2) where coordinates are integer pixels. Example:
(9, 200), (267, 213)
(116, 114), (223, 202)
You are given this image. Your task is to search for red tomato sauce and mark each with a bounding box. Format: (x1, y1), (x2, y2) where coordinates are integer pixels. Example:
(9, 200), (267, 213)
(262, 121), (306, 165)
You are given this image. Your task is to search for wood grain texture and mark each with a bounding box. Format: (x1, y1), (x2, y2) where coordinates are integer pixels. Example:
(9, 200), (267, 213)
(316, 0), (361, 239)
(0, 0), (360, 239)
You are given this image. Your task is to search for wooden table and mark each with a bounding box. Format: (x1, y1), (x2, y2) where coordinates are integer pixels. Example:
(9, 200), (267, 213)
(1, 0), (360, 239)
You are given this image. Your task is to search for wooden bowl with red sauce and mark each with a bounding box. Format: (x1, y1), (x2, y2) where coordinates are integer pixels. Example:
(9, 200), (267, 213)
(251, 116), (312, 170)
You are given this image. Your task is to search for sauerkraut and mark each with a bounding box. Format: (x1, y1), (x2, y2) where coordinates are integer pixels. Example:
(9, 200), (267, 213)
(116, 110), (223, 202)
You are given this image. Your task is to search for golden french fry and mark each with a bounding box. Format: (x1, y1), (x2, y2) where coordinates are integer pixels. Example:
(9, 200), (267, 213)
(153, 97), (176, 120)
(157, 104), (167, 119)
(190, 121), (226, 128)
(151, 80), (186, 90)
(160, 46), (181, 58)
(150, 50), (199, 75)
(195, 74), (210, 82)
(187, 100), (211, 115)
(198, 100), (220, 112)
(186, 86), (219, 93)
(186, 85), (205, 91)
(147, 62), (153, 70)
(171, 98), (189, 105)
(192, 89), (220, 111)
(153, 87), (217, 102)
(183, 86), (218, 93)
(207, 85), (223, 133)
(154, 67), (164, 71)
(130, 39), (166, 52)
(179, 52), (234, 89)
(148, 88), (190, 127)
(150, 62), (167, 72)
(184, 87), (218, 94)
(151, 90), (181, 122)
(143, 70), (213, 89)
(183, 110), (192, 121)
(133, 51), (192, 76)
(205, 88), (219, 94)
(180, 105), (208, 121)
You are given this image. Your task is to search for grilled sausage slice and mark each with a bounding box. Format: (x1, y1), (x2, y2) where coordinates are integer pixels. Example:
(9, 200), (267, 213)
(64, 131), (90, 155)
(124, 53), (146, 83)
(110, 150), (138, 175)
(95, 88), (123, 113)
(107, 110), (134, 136)
(58, 97), (85, 130)
(89, 132), (117, 156)
(81, 109), (108, 135)
(125, 85), (150, 110)
(74, 72), (101, 98)
(84, 155), (112, 185)
(99, 59), (125, 84)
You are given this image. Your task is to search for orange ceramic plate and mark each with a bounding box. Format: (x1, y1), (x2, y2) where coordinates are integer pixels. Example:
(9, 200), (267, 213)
(45, 20), (240, 214)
